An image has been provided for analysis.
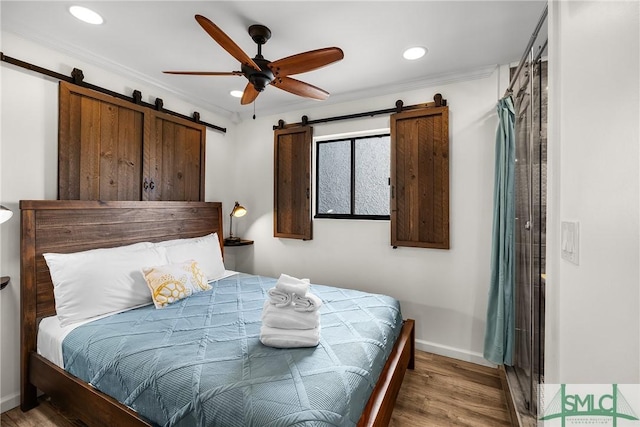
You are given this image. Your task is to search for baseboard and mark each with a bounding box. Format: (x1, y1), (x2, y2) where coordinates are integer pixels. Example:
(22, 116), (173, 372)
(0, 391), (20, 414)
(415, 339), (495, 368)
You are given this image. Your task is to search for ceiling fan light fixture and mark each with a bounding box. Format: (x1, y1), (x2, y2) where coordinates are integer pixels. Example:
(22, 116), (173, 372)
(403, 46), (427, 60)
(230, 90), (244, 98)
(69, 5), (104, 25)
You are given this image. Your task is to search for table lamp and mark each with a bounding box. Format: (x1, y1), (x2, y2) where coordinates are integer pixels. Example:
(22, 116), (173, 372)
(225, 202), (247, 244)
(0, 205), (13, 290)
(0, 205), (12, 224)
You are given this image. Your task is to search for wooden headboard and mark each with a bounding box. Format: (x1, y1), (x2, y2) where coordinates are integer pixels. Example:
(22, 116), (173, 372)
(20, 200), (223, 411)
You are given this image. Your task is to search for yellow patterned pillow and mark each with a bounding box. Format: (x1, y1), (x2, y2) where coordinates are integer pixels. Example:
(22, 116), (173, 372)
(142, 260), (211, 309)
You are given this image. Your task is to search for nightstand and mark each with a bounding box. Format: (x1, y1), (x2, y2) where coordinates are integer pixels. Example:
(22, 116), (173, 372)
(224, 239), (254, 247)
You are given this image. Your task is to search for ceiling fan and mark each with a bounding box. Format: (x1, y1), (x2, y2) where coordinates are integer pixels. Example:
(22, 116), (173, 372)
(164, 15), (344, 105)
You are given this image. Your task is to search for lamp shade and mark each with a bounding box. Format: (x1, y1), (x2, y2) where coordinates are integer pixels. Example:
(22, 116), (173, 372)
(0, 206), (13, 224)
(231, 202), (247, 218)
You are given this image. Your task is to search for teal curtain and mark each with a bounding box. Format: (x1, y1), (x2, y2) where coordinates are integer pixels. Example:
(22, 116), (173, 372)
(483, 96), (516, 366)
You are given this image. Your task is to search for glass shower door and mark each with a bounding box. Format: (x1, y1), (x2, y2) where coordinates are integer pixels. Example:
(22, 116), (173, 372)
(511, 55), (547, 416)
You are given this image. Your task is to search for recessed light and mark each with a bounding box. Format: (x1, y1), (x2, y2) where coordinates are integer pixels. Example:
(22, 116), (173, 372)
(230, 90), (244, 98)
(403, 46), (427, 61)
(69, 6), (104, 25)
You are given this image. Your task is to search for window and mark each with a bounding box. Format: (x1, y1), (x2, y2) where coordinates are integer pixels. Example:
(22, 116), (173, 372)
(315, 133), (390, 220)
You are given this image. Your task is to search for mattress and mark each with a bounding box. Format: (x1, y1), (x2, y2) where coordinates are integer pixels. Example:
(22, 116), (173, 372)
(58, 273), (403, 427)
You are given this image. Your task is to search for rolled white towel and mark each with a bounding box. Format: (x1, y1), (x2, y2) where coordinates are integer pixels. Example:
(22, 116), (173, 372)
(261, 300), (319, 330)
(292, 292), (323, 312)
(267, 287), (292, 308)
(275, 273), (310, 296)
(259, 324), (320, 348)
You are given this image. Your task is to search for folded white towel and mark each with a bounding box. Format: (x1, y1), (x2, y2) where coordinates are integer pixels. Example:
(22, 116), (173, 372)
(267, 287), (292, 308)
(275, 273), (310, 296)
(259, 324), (320, 348)
(292, 292), (323, 312)
(261, 300), (319, 330)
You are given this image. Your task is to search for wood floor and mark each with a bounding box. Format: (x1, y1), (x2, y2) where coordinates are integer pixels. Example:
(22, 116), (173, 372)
(389, 351), (513, 426)
(1, 351), (514, 427)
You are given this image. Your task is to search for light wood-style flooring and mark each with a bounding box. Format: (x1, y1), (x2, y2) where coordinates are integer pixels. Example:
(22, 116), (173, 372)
(1, 351), (513, 427)
(390, 351), (513, 426)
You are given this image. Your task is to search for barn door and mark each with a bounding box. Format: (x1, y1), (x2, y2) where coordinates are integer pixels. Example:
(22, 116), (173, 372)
(273, 126), (312, 240)
(390, 106), (449, 249)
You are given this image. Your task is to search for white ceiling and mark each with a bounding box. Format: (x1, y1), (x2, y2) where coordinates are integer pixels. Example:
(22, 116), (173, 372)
(1, 1), (547, 121)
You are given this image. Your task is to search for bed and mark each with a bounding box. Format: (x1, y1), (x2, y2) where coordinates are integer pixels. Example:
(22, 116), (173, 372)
(20, 200), (415, 426)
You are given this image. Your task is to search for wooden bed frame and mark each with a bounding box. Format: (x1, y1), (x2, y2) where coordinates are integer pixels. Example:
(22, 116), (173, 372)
(20, 200), (415, 427)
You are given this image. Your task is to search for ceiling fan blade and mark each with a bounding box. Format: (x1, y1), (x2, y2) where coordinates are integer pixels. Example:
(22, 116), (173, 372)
(271, 76), (330, 101)
(241, 82), (260, 105)
(269, 47), (344, 77)
(163, 71), (244, 76)
(194, 14), (261, 72)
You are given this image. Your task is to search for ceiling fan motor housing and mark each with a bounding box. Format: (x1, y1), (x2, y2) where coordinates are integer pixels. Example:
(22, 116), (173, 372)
(242, 58), (274, 92)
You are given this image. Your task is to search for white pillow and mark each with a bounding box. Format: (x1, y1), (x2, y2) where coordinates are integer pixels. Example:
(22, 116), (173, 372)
(44, 242), (167, 326)
(155, 233), (225, 281)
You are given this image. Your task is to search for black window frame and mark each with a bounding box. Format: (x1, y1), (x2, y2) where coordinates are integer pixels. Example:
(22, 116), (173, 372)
(314, 133), (391, 221)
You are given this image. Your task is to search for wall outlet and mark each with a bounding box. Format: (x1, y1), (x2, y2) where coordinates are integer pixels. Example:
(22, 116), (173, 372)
(561, 221), (579, 265)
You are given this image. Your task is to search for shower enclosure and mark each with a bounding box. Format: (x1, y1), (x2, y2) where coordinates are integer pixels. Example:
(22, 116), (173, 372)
(509, 49), (547, 419)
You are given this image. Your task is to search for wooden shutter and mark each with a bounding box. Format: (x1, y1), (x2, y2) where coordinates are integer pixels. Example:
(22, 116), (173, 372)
(274, 126), (312, 240)
(391, 106), (449, 249)
(58, 82), (144, 200)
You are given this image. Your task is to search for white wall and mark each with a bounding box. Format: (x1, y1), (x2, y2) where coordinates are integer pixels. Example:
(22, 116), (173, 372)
(0, 32), (238, 412)
(231, 71), (501, 366)
(545, 1), (640, 384)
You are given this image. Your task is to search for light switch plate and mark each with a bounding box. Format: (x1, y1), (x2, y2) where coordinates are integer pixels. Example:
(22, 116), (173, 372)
(561, 221), (579, 265)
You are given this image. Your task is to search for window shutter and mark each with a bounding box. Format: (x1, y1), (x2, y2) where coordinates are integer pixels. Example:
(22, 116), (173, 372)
(390, 106), (449, 249)
(273, 126), (313, 240)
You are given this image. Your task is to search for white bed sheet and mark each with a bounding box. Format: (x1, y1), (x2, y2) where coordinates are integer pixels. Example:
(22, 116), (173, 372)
(38, 315), (92, 368)
(38, 270), (239, 369)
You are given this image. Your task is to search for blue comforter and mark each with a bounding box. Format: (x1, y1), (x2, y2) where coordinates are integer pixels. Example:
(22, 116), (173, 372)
(62, 273), (403, 427)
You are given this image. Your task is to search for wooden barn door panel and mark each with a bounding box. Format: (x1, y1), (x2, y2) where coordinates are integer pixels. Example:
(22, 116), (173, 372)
(59, 82), (205, 202)
(146, 116), (205, 201)
(391, 106), (449, 249)
(274, 126), (312, 240)
(59, 83), (144, 200)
